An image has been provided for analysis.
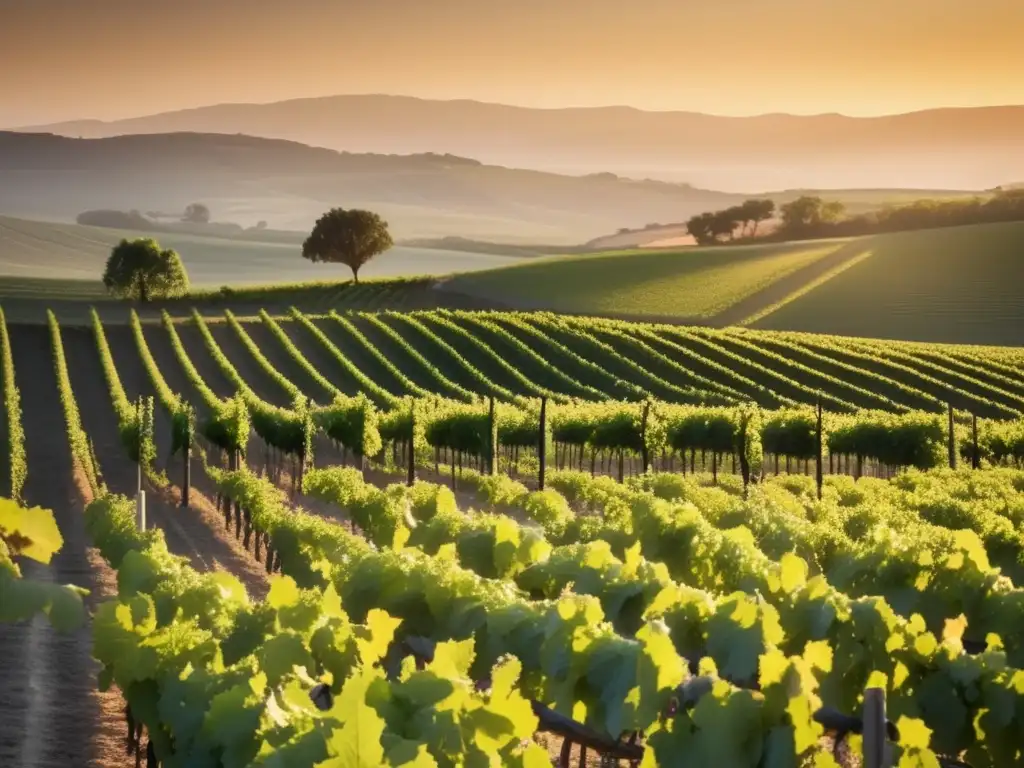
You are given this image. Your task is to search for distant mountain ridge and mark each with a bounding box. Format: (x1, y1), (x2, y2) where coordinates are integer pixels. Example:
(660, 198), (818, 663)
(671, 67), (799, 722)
(0, 130), (747, 243)
(13, 95), (1024, 189)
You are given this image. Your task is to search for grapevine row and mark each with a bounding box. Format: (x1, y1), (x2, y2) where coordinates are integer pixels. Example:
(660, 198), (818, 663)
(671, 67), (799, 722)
(0, 305), (26, 499)
(208, 461), (951, 766)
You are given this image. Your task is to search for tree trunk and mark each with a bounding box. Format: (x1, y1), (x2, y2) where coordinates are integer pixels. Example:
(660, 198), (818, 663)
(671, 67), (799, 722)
(138, 274), (148, 304)
(351, 265), (360, 285)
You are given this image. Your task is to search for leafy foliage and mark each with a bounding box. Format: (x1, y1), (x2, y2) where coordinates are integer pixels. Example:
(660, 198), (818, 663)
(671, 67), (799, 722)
(302, 208), (393, 283)
(0, 498), (86, 630)
(101, 237), (189, 302)
(0, 306), (26, 500)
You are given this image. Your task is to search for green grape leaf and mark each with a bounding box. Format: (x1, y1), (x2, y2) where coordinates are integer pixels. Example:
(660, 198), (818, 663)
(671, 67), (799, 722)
(259, 631), (316, 686)
(427, 638), (476, 680)
(384, 737), (438, 768)
(202, 680), (264, 759)
(482, 656), (536, 742)
(321, 668), (386, 767)
(209, 571), (248, 605)
(45, 583), (87, 633)
(267, 575), (301, 609)
(780, 553), (807, 594)
(0, 574), (48, 622)
(0, 499), (63, 564)
(117, 550), (162, 597)
(321, 583), (345, 619)
(355, 609), (402, 667)
(895, 716), (933, 751)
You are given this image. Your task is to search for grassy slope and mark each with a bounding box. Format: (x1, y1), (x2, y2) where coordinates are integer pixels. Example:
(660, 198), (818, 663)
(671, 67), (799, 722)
(750, 221), (1024, 345)
(444, 240), (846, 320)
(0, 215), (517, 287)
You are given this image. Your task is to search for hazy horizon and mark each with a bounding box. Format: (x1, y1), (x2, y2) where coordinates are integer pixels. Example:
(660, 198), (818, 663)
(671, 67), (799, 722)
(2, 0), (1023, 126)
(13, 91), (1024, 131)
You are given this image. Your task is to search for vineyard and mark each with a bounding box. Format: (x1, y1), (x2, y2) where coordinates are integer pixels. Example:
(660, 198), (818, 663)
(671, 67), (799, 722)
(3, 304), (1024, 767)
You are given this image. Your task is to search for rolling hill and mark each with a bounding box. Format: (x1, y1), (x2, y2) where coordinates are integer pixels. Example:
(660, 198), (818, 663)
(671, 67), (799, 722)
(442, 239), (859, 322)
(0, 131), (753, 243)
(444, 221), (1024, 345)
(0, 214), (516, 287)
(15, 95), (1024, 191)
(749, 221), (1024, 345)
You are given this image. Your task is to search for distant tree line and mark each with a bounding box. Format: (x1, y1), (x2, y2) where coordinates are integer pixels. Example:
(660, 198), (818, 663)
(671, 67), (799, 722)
(77, 203), (277, 239)
(686, 188), (1024, 245)
(686, 199), (775, 245)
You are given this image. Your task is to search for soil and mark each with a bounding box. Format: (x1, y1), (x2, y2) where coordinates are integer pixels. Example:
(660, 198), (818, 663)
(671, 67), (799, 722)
(207, 321), (293, 407)
(0, 322), (276, 766)
(0, 325), (124, 767)
(173, 322), (237, 400)
(274, 318), (363, 396)
(240, 319), (335, 404)
(102, 324), (270, 599)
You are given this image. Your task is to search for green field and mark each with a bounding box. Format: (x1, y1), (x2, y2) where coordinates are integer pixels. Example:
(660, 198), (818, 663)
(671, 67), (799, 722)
(0, 215), (517, 288)
(443, 239), (853, 321)
(751, 221), (1024, 345)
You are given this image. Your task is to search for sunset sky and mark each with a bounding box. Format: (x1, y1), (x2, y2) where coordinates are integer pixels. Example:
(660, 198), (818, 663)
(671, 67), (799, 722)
(2, 0), (1022, 126)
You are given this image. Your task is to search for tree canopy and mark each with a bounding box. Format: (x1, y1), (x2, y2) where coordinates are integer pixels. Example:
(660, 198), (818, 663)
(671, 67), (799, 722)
(779, 196), (846, 232)
(102, 238), (190, 302)
(686, 198), (776, 245)
(301, 208), (393, 283)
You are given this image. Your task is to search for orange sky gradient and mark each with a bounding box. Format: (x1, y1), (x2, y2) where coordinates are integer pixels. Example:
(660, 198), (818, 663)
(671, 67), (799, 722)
(2, 0), (1023, 126)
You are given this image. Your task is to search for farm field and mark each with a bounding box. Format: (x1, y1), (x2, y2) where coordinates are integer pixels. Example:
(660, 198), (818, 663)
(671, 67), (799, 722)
(750, 221), (1024, 345)
(3, 300), (1024, 766)
(0, 214), (518, 287)
(443, 238), (859, 321)
(442, 220), (1024, 346)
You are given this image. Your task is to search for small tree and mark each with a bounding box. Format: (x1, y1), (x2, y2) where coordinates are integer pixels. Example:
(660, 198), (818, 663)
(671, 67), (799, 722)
(102, 238), (189, 303)
(302, 208), (393, 283)
(182, 203), (210, 224)
(686, 212), (717, 245)
(739, 198), (775, 236)
(710, 208), (741, 241)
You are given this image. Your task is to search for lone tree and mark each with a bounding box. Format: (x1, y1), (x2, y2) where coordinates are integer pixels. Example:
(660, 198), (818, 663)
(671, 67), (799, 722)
(302, 208), (393, 283)
(182, 202), (210, 224)
(102, 238), (190, 303)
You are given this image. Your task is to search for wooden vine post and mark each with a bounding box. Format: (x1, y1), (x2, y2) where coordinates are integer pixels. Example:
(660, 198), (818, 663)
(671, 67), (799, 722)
(135, 397), (144, 495)
(947, 401), (957, 469)
(407, 406), (417, 487)
(971, 412), (980, 470)
(862, 688), (892, 768)
(815, 396), (824, 501)
(181, 403), (194, 509)
(487, 396), (497, 476)
(639, 400), (651, 475)
(538, 396), (548, 490)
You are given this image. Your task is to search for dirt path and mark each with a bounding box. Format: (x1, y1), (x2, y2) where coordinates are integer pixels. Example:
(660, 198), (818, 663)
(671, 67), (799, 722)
(0, 325), (124, 768)
(208, 321), (294, 407)
(275, 318), (363, 396)
(242, 318), (335, 404)
(710, 238), (873, 327)
(101, 324), (269, 599)
(174, 322), (237, 400)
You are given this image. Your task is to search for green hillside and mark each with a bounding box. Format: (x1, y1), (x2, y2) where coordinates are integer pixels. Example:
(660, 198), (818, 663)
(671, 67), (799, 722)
(0, 215), (516, 289)
(750, 221), (1024, 345)
(443, 239), (852, 321)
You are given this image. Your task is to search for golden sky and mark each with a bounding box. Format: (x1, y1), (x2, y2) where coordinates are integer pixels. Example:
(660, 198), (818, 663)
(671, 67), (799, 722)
(2, 0), (1023, 125)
